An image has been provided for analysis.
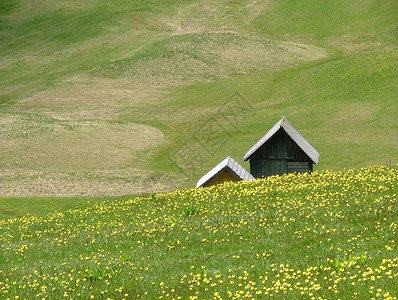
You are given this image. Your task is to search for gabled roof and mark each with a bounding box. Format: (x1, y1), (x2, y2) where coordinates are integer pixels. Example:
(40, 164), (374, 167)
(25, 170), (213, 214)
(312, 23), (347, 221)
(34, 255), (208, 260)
(196, 156), (255, 188)
(243, 116), (320, 164)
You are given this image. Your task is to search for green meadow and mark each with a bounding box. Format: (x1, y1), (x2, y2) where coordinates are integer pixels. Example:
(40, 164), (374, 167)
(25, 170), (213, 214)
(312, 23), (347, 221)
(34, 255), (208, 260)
(0, 166), (397, 298)
(0, 0), (397, 196)
(1, 2), (397, 298)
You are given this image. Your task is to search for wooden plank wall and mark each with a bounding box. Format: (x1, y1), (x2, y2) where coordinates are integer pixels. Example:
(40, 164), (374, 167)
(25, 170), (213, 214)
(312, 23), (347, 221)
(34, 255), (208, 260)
(249, 129), (313, 178)
(287, 161), (311, 173)
(205, 170), (240, 187)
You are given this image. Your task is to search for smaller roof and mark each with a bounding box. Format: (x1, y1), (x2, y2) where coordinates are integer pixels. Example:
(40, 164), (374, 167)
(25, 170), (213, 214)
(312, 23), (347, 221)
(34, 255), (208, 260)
(196, 156), (255, 188)
(243, 116), (320, 164)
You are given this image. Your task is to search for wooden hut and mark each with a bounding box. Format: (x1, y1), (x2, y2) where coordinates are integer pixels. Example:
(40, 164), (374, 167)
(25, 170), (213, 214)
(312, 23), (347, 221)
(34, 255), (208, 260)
(243, 116), (319, 178)
(196, 156), (255, 188)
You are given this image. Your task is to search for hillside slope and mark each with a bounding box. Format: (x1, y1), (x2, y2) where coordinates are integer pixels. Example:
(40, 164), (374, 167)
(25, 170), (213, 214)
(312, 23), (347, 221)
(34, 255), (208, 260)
(0, 165), (397, 298)
(0, 0), (397, 196)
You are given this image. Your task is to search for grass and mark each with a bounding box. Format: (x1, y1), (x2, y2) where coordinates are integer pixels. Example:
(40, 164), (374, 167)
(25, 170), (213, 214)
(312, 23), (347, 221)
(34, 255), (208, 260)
(1, 2), (397, 298)
(0, 165), (397, 298)
(93, 32), (326, 87)
(0, 0), (397, 195)
(0, 196), (115, 219)
(251, 0), (398, 47)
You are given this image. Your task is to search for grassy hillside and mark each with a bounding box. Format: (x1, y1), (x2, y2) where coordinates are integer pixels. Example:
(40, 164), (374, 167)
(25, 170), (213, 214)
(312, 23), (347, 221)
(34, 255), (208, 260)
(0, 0), (397, 196)
(0, 165), (397, 298)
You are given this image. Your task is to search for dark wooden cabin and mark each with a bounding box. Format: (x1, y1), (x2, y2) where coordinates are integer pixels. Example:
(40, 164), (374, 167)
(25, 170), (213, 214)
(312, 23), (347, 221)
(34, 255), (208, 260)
(243, 116), (319, 178)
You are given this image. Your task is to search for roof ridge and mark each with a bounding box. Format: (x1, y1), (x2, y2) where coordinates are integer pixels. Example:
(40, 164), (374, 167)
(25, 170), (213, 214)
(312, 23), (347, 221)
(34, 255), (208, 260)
(196, 156), (255, 188)
(243, 116), (319, 164)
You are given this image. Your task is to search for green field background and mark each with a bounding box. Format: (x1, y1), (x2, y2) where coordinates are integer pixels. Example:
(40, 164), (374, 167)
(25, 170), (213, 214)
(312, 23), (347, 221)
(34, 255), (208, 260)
(0, 0), (397, 196)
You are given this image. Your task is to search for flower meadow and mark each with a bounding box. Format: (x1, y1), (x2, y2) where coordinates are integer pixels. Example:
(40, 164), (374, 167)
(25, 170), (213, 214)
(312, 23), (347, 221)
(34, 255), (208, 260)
(0, 165), (397, 299)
